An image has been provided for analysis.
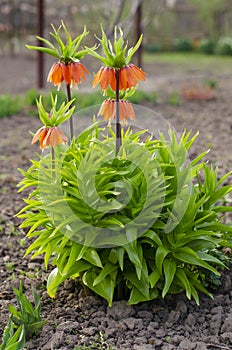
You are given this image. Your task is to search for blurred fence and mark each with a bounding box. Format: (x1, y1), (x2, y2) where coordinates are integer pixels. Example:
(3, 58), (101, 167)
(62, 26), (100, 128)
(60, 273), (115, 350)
(0, 0), (37, 54)
(1, 0), (232, 55)
(0, 0), (80, 55)
(163, 7), (232, 41)
(150, 3), (232, 49)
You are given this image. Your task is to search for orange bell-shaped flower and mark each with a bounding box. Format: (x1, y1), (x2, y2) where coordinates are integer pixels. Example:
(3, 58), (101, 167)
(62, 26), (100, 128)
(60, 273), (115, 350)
(32, 126), (68, 150)
(98, 99), (135, 125)
(93, 64), (146, 91)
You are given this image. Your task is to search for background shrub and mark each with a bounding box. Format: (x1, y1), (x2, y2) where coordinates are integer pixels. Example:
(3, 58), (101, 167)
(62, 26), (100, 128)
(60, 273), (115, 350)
(215, 36), (232, 55)
(172, 38), (193, 52)
(0, 94), (23, 118)
(198, 38), (215, 54)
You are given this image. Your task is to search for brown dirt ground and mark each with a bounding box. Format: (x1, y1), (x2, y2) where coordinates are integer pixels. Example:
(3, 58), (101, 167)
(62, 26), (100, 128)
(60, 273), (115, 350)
(0, 54), (232, 349)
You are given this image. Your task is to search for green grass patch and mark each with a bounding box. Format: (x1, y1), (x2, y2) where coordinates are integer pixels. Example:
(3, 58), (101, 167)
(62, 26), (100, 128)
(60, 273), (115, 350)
(144, 52), (232, 72)
(0, 94), (23, 118)
(0, 88), (159, 119)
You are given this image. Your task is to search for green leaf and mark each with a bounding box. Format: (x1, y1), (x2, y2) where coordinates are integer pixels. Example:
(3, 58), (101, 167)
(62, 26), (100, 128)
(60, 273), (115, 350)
(63, 244), (83, 274)
(47, 261), (91, 298)
(190, 284), (200, 305)
(82, 269), (117, 306)
(123, 241), (143, 268)
(128, 286), (149, 305)
(216, 170), (232, 188)
(117, 247), (125, 271)
(155, 246), (171, 273)
(173, 247), (220, 275)
(175, 268), (192, 300)
(126, 34), (143, 63)
(197, 252), (225, 267)
(142, 230), (163, 246)
(82, 249), (103, 268)
(25, 45), (60, 58)
(162, 259), (176, 298)
(1, 325), (25, 350)
(209, 185), (232, 205)
(213, 205), (232, 213)
(124, 266), (149, 299)
(93, 262), (118, 286)
(149, 268), (161, 288)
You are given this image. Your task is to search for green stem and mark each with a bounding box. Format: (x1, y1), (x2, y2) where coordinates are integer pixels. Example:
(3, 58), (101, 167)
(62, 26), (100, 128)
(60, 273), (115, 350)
(66, 83), (73, 140)
(115, 69), (121, 155)
(116, 279), (125, 300)
(79, 272), (92, 296)
(51, 146), (55, 179)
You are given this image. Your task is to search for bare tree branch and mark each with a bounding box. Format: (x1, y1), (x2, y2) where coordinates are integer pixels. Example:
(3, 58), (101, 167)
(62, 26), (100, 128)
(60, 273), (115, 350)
(106, 0), (127, 40)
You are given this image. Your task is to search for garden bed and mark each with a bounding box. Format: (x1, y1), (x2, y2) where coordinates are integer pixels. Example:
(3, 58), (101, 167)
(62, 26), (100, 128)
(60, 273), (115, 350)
(0, 56), (232, 349)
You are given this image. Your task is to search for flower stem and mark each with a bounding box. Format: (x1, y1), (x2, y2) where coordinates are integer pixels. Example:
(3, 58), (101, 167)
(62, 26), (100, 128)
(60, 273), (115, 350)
(66, 83), (73, 140)
(115, 69), (121, 155)
(51, 146), (55, 179)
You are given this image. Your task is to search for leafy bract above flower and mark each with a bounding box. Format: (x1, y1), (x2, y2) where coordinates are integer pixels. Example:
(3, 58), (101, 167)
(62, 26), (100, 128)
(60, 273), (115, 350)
(36, 95), (75, 127)
(98, 99), (135, 124)
(26, 21), (90, 63)
(87, 26), (147, 91)
(31, 95), (75, 150)
(26, 21), (92, 89)
(87, 26), (143, 68)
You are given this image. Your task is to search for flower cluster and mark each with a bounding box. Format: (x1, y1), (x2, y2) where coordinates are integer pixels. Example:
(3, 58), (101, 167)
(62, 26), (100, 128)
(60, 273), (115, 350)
(47, 61), (89, 89)
(27, 21), (91, 90)
(32, 126), (67, 150)
(87, 27), (147, 125)
(31, 96), (75, 150)
(98, 99), (135, 124)
(93, 64), (146, 91)
(28, 22), (146, 149)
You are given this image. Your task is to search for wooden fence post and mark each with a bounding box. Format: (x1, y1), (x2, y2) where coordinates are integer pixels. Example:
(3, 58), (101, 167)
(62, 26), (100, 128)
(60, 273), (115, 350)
(37, 0), (44, 89)
(135, 2), (143, 69)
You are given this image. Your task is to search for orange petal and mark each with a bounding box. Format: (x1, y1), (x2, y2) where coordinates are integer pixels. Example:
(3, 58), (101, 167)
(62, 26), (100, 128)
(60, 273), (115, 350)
(93, 67), (104, 88)
(71, 63), (81, 84)
(109, 68), (116, 91)
(39, 129), (48, 150)
(47, 63), (57, 82)
(98, 102), (104, 116)
(119, 68), (129, 90)
(125, 66), (138, 88)
(119, 101), (124, 122)
(61, 63), (71, 85)
(49, 63), (63, 86)
(79, 62), (90, 75)
(31, 126), (45, 144)
(41, 129), (52, 149)
(105, 100), (114, 121)
(49, 128), (62, 148)
(56, 127), (68, 143)
(112, 100), (117, 120)
(120, 101), (128, 124)
(126, 101), (136, 120)
(100, 67), (111, 90)
(129, 64), (146, 81)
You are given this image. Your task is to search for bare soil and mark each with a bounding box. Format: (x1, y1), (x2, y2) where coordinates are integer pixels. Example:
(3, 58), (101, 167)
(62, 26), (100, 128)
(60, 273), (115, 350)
(0, 55), (232, 349)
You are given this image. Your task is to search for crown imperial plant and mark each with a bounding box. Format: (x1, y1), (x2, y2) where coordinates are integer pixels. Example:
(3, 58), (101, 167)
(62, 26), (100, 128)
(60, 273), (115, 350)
(17, 22), (232, 307)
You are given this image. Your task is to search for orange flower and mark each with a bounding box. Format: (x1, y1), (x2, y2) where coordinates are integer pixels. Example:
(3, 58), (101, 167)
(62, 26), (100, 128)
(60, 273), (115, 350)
(98, 99), (135, 125)
(70, 62), (90, 86)
(47, 62), (90, 88)
(92, 64), (146, 91)
(32, 126), (68, 150)
(47, 62), (64, 88)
